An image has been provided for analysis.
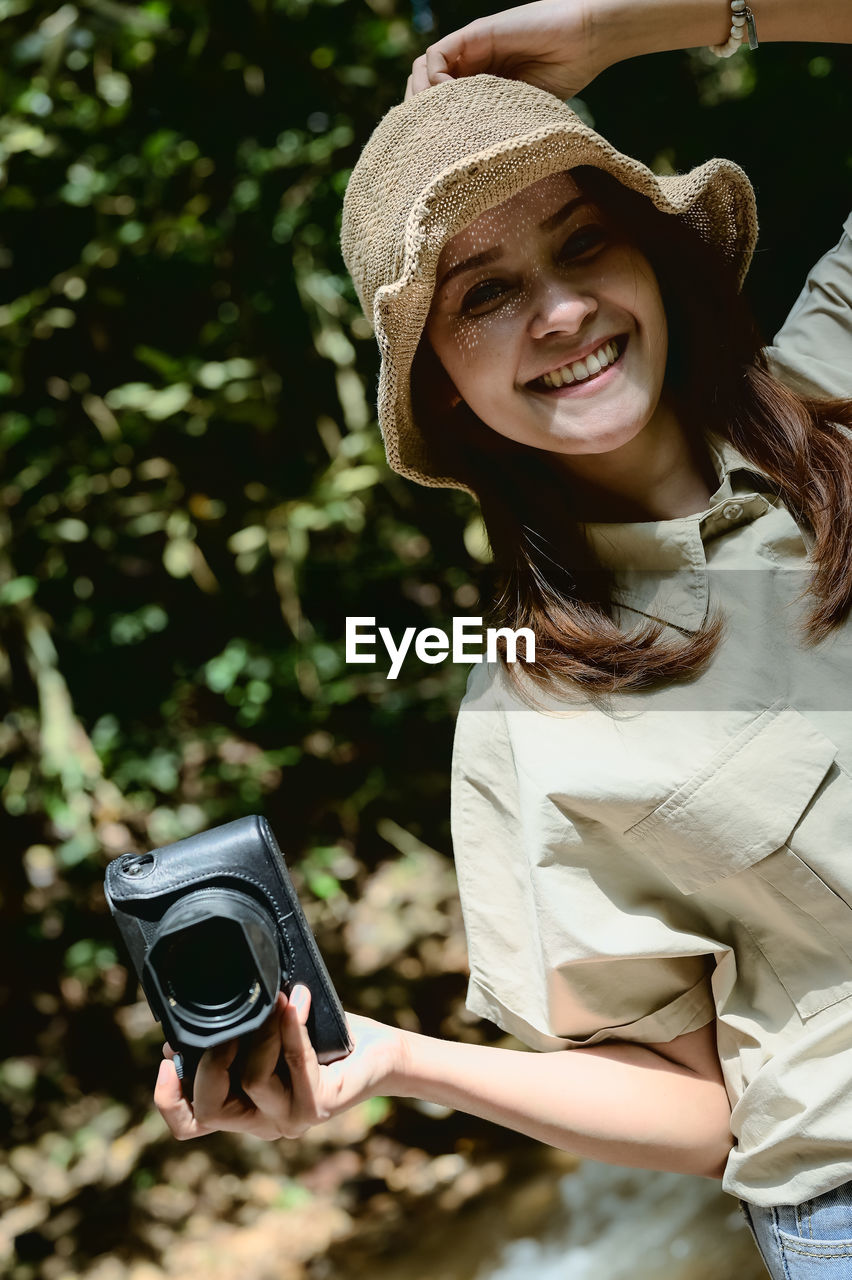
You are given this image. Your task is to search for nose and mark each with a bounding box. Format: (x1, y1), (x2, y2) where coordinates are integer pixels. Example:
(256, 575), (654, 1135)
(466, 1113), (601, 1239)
(527, 274), (598, 341)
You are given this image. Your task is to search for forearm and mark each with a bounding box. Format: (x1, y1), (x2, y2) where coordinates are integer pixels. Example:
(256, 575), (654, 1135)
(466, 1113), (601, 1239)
(388, 1029), (733, 1179)
(595, 0), (852, 66)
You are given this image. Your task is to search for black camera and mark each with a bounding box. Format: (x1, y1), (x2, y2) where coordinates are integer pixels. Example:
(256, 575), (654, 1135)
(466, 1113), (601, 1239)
(104, 814), (353, 1100)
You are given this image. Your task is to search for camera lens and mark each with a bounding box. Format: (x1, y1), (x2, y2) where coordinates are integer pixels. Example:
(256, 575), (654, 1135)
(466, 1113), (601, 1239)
(164, 919), (260, 1018)
(147, 887), (282, 1036)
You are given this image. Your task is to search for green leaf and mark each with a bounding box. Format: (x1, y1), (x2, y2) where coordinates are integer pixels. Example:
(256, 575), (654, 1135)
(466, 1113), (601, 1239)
(0, 576), (37, 606)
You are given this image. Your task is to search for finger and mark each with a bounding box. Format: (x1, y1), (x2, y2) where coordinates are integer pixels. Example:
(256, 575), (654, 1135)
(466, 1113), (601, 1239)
(162, 1042), (175, 1060)
(281, 984), (321, 1120)
(290, 983), (312, 1025)
(405, 73), (413, 101)
(240, 994), (292, 1113)
(154, 1057), (210, 1140)
(193, 1040), (280, 1135)
(427, 21), (498, 79)
(409, 52), (431, 96)
(191, 1038), (242, 1123)
(155, 1047), (282, 1141)
(243, 993), (287, 1083)
(424, 45), (453, 85)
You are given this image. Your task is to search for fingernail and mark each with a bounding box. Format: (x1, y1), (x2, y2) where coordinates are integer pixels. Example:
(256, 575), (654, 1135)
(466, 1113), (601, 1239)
(291, 984), (309, 1013)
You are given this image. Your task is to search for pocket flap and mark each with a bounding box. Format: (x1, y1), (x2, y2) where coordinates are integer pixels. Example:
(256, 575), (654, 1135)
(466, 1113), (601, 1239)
(624, 704), (837, 894)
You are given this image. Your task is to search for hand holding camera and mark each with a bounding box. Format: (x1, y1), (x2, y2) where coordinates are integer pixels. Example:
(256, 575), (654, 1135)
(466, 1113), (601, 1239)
(154, 989), (404, 1142)
(105, 814), (405, 1139)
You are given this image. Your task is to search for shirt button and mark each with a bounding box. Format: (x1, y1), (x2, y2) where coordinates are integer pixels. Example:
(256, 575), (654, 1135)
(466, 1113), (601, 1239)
(722, 502), (744, 521)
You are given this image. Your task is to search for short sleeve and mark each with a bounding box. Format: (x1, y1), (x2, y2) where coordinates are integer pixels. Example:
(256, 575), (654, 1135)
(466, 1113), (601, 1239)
(764, 211), (852, 399)
(450, 664), (718, 1053)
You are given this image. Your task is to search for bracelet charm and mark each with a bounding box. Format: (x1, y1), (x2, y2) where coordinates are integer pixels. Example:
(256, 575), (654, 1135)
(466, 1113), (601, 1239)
(709, 0), (759, 58)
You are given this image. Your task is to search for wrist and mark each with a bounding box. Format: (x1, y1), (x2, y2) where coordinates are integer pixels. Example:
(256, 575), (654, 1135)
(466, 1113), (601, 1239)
(585, 0), (647, 70)
(591, 0), (739, 66)
(383, 1025), (417, 1097)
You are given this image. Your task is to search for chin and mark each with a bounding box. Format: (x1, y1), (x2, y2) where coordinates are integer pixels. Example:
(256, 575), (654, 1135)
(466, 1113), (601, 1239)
(573, 407), (655, 449)
(479, 405), (655, 458)
(540, 423), (648, 457)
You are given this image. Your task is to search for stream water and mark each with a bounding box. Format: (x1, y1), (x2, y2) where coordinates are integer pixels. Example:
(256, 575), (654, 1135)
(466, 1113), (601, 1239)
(475, 1162), (765, 1280)
(330, 1157), (768, 1280)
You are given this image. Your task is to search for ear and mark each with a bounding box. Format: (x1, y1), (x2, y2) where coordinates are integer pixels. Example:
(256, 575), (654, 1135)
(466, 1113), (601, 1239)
(412, 339), (464, 416)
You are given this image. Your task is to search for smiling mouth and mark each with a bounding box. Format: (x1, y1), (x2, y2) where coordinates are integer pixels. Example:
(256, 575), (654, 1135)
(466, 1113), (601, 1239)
(527, 336), (626, 391)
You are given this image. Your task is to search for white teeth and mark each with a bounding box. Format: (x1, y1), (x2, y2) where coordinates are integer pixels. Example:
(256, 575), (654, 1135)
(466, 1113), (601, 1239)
(535, 338), (620, 390)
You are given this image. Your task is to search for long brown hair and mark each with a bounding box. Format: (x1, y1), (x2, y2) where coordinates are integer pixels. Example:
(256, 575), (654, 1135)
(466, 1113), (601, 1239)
(413, 167), (852, 695)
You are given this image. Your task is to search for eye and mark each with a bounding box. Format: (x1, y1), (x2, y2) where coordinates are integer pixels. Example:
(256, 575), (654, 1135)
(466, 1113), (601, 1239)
(558, 224), (608, 261)
(459, 277), (510, 315)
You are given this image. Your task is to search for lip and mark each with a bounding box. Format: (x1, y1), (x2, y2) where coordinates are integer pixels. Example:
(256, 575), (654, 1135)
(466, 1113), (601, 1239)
(525, 334), (626, 387)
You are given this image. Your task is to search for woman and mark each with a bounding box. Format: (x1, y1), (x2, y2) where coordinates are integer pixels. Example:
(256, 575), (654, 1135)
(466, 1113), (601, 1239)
(156, 2), (852, 1275)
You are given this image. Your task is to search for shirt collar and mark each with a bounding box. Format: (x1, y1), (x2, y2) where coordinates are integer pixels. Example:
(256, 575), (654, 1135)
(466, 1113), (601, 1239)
(580, 434), (774, 633)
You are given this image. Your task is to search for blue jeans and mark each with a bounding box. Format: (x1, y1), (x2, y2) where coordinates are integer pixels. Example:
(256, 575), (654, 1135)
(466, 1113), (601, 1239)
(742, 1184), (852, 1278)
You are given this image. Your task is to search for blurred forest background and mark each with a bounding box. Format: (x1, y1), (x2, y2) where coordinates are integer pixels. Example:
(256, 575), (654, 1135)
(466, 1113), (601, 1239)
(0, 2), (850, 1278)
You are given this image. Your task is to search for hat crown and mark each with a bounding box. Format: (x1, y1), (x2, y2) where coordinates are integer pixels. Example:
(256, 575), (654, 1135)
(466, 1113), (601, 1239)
(341, 76), (582, 322)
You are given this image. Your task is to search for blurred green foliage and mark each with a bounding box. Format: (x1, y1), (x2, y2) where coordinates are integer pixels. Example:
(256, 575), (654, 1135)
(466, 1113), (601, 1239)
(0, 2), (849, 1275)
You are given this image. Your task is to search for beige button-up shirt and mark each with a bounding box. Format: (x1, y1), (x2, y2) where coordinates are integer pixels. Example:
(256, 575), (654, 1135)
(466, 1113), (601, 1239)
(451, 214), (852, 1206)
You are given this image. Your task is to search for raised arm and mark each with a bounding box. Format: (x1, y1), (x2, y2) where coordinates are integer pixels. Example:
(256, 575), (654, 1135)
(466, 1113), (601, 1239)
(407, 0), (852, 99)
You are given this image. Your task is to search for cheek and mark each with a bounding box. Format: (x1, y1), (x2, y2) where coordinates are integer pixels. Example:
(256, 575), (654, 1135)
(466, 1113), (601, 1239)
(429, 305), (525, 392)
(628, 259), (668, 346)
(607, 245), (660, 308)
(645, 276), (668, 338)
(614, 257), (668, 368)
(649, 292), (669, 366)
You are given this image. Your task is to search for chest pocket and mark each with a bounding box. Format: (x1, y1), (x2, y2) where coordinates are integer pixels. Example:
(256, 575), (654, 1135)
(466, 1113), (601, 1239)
(624, 702), (852, 1019)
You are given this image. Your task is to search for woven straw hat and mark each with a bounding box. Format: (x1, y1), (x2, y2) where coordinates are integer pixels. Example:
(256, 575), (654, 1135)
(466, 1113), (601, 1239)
(341, 74), (758, 493)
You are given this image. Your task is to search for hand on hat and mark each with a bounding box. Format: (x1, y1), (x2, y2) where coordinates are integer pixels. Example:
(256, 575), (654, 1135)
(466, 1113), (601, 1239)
(407, 0), (850, 100)
(406, 0), (852, 101)
(406, 0), (609, 102)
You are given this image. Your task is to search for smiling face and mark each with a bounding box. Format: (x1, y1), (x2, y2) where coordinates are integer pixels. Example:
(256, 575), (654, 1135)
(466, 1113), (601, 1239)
(424, 170), (674, 464)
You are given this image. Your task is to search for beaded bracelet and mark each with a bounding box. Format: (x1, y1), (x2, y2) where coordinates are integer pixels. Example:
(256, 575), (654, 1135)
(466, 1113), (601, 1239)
(709, 0), (759, 58)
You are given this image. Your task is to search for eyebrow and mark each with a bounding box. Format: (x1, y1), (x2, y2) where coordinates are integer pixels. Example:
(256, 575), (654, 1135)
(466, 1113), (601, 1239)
(436, 196), (590, 293)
